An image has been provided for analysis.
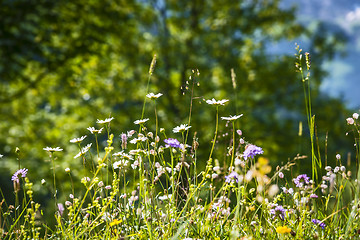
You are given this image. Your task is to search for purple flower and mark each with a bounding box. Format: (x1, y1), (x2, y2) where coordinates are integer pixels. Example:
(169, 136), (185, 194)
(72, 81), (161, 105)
(310, 193), (318, 199)
(225, 171), (240, 183)
(164, 138), (181, 148)
(293, 174), (310, 188)
(11, 168), (28, 182)
(58, 203), (64, 216)
(270, 205), (286, 220)
(312, 219), (326, 229)
(243, 144), (264, 160)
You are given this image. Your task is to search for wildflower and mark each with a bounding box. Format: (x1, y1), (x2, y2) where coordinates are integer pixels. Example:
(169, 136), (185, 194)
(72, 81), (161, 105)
(105, 185), (111, 190)
(206, 98), (229, 106)
(121, 133), (127, 149)
(87, 127), (103, 134)
(173, 124), (191, 133)
(221, 114), (243, 121)
(334, 166), (339, 173)
(96, 117), (114, 124)
(240, 138), (245, 144)
(164, 138), (181, 148)
(346, 117), (354, 125)
(11, 168), (28, 182)
(41, 179), (46, 185)
(65, 168), (71, 173)
(130, 136), (148, 144)
(225, 171), (239, 183)
(278, 172), (284, 178)
(243, 144), (264, 160)
(340, 166), (346, 172)
(312, 219), (326, 229)
(293, 174), (310, 188)
(134, 118), (149, 125)
(43, 147), (63, 152)
(353, 113), (359, 119)
(74, 143), (92, 158)
(57, 203), (64, 216)
(146, 92), (163, 100)
(65, 201), (72, 207)
(270, 205), (286, 220)
(336, 154), (341, 160)
(237, 130), (242, 136)
(276, 226), (292, 234)
(70, 135), (87, 143)
(0, 154), (3, 158)
(109, 219), (122, 227)
(158, 194), (172, 201)
(325, 166), (332, 171)
(113, 160), (129, 170)
(310, 193), (318, 198)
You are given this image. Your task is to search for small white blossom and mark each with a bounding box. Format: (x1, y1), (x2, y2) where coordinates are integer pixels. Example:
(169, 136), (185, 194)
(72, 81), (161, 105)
(353, 113), (359, 119)
(346, 117), (355, 125)
(173, 124), (191, 133)
(87, 127), (103, 134)
(221, 114), (243, 121)
(206, 98), (229, 106)
(134, 118), (149, 125)
(43, 147), (63, 152)
(96, 117), (114, 124)
(74, 143), (92, 158)
(70, 135), (87, 143)
(325, 166), (332, 171)
(0, 154), (3, 158)
(65, 168), (71, 173)
(146, 92), (163, 100)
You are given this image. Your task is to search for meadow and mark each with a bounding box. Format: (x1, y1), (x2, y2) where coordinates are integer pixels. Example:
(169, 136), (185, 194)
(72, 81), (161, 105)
(1, 46), (360, 240)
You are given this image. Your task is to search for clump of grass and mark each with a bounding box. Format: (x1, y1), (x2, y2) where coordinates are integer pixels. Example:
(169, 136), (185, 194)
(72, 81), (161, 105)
(1, 48), (360, 240)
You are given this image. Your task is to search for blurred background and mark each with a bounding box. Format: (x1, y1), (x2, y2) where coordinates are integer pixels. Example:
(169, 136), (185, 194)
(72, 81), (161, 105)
(0, 0), (358, 222)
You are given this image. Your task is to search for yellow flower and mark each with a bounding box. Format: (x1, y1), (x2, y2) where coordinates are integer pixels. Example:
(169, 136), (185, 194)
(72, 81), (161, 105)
(276, 226), (292, 234)
(109, 219), (122, 227)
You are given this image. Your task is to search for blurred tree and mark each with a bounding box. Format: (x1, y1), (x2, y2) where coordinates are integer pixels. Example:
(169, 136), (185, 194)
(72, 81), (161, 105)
(0, 0), (353, 222)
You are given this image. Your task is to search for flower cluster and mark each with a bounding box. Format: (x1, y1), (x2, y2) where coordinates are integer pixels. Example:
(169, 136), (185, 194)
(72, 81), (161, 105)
(164, 138), (181, 148)
(243, 144), (264, 160)
(293, 174), (310, 188)
(11, 168), (28, 182)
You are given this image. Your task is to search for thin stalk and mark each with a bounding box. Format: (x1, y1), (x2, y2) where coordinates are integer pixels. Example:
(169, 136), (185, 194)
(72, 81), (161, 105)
(208, 106), (219, 161)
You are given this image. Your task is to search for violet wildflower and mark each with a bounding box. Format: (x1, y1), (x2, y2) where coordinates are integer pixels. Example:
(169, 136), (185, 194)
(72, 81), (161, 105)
(164, 138), (181, 148)
(58, 203), (64, 216)
(270, 205), (286, 220)
(310, 193), (318, 199)
(312, 219), (326, 229)
(243, 144), (264, 160)
(293, 174), (310, 188)
(11, 168), (28, 182)
(225, 171), (239, 183)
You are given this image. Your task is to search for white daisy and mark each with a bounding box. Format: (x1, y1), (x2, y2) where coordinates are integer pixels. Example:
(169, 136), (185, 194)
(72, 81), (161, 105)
(96, 117), (114, 124)
(43, 147), (63, 152)
(221, 114), (243, 121)
(87, 127), (104, 134)
(173, 124), (191, 133)
(134, 118), (149, 125)
(146, 92), (163, 100)
(74, 143), (92, 158)
(70, 135), (87, 143)
(206, 98), (229, 106)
